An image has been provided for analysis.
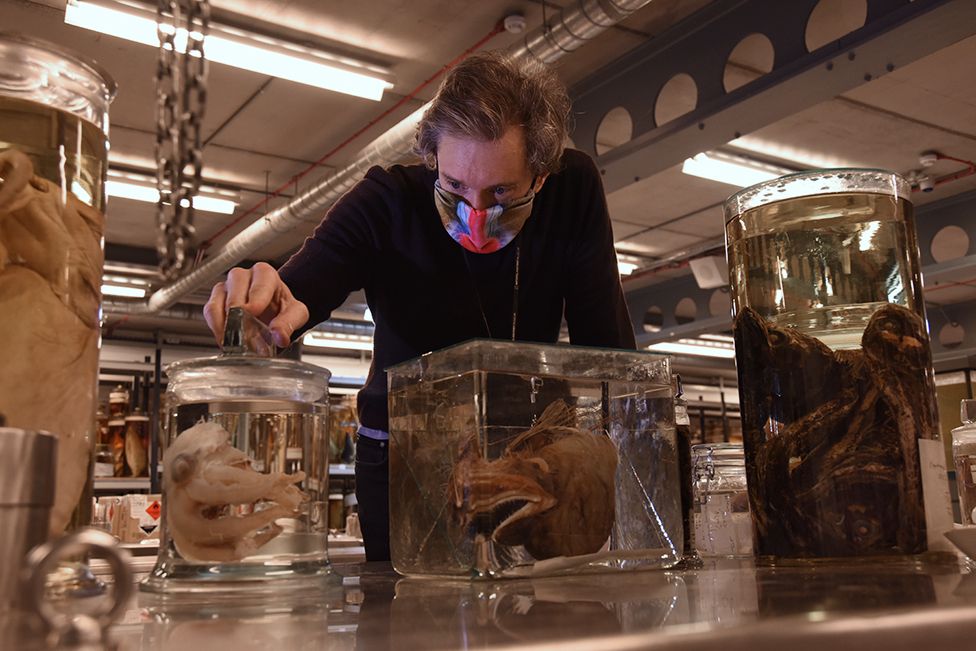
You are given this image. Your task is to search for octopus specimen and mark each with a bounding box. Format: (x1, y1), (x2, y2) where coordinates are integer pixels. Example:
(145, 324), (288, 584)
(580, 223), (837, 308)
(734, 303), (937, 557)
(448, 400), (618, 560)
(0, 149), (103, 534)
(163, 421), (307, 562)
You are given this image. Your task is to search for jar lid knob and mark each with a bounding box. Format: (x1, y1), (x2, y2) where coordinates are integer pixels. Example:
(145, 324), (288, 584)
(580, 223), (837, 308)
(221, 306), (277, 358)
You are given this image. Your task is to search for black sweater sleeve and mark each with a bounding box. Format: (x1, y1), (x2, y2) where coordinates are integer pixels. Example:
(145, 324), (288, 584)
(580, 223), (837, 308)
(278, 168), (395, 333)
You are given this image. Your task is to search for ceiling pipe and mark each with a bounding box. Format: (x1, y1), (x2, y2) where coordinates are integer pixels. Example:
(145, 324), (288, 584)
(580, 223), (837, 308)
(136, 0), (656, 314)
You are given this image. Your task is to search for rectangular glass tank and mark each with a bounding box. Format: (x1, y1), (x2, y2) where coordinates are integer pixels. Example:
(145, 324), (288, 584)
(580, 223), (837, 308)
(387, 340), (679, 578)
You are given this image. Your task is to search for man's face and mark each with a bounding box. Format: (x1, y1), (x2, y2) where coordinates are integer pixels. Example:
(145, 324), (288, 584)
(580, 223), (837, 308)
(436, 125), (544, 211)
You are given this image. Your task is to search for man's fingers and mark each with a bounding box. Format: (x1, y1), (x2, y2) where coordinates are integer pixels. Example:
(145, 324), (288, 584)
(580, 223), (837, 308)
(268, 291), (310, 348)
(224, 267), (253, 309)
(203, 282), (228, 344)
(245, 262), (281, 317)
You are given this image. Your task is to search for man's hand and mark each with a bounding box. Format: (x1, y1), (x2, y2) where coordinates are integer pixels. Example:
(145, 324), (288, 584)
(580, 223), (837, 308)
(203, 262), (309, 348)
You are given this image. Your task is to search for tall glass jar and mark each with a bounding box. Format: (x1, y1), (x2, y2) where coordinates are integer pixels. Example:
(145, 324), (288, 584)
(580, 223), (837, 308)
(141, 348), (332, 595)
(0, 33), (116, 535)
(725, 169), (952, 560)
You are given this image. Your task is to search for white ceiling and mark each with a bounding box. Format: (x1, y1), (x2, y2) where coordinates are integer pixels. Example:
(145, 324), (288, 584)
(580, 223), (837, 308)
(5, 0), (976, 354)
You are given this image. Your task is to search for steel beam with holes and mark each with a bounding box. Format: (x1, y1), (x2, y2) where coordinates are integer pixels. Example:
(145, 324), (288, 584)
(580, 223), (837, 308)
(568, 0), (976, 192)
(627, 189), (976, 365)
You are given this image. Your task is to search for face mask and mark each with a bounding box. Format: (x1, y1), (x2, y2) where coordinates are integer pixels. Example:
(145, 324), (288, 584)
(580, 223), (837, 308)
(433, 180), (536, 254)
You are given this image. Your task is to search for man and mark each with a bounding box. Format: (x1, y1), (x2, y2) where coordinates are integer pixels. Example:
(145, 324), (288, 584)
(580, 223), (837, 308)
(204, 50), (636, 561)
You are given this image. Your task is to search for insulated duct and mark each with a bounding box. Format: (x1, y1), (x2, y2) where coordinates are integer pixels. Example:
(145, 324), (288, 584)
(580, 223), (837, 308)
(141, 0), (655, 313)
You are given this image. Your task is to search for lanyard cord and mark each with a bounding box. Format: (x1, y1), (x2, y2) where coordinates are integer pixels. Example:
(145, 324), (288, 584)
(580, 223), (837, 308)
(461, 242), (520, 342)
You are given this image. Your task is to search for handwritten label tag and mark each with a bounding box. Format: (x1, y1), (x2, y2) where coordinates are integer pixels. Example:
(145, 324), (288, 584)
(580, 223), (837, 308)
(919, 438), (955, 552)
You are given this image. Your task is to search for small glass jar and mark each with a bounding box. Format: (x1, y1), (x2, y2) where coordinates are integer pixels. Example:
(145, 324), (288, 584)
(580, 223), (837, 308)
(107, 419), (126, 477)
(123, 408), (150, 478)
(95, 404), (110, 446)
(952, 399), (976, 525)
(93, 444), (114, 478)
(141, 318), (332, 595)
(692, 443), (753, 558)
(109, 385), (131, 420)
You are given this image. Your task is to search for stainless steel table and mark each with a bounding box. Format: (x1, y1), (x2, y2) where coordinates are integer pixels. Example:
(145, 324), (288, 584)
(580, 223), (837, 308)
(101, 556), (976, 651)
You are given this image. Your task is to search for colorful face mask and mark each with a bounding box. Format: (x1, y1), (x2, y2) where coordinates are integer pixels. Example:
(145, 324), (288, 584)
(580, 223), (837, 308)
(433, 181), (536, 254)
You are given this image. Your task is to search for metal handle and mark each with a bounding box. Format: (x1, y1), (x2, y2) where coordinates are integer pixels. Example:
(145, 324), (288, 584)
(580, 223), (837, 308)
(25, 528), (132, 648)
(221, 306), (276, 357)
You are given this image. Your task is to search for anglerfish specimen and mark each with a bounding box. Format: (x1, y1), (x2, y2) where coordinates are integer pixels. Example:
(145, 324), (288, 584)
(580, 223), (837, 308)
(449, 400), (618, 560)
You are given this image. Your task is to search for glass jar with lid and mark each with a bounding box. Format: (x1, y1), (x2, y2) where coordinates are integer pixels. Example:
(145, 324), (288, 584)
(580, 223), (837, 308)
(692, 443), (752, 558)
(123, 407), (150, 478)
(0, 32), (116, 535)
(725, 169), (953, 560)
(141, 309), (332, 595)
(952, 399), (976, 525)
(109, 385), (131, 420)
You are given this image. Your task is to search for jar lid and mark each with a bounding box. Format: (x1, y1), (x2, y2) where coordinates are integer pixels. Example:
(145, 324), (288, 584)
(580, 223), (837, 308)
(109, 385), (129, 402)
(166, 355), (331, 404)
(724, 168), (911, 223)
(962, 399), (976, 425)
(692, 442), (745, 465)
(124, 408), (149, 422)
(167, 307), (331, 404)
(0, 31), (117, 131)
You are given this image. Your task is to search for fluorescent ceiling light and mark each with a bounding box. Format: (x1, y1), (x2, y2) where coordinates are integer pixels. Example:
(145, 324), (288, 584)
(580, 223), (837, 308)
(617, 261), (638, 276)
(64, 0), (394, 101)
(102, 274), (150, 298)
(700, 333), (734, 343)
(303, 331), (374, 351)
(102, 283), (148, 298)
(682, 151), (793, 188)
(647, 338), (736, 359)
(729, 135), (857, 169)
(106, 174), (238, 214)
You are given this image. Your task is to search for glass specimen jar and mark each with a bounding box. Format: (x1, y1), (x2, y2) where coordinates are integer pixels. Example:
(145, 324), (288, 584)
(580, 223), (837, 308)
(107, 419), (126, 477)
(951, 399), (976, 525)
(0, 32), (115, 535)
(725, 169), (952, 560)
(108, 385), (131, 420)
(387, 339), (678, 578)
(692, 443), (752, 557)
(141, 315), (332, 595)
(123, 408), (150, 478)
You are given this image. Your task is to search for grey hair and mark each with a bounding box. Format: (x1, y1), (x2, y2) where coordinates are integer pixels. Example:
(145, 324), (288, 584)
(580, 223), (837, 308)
(414, 50), (571, 177)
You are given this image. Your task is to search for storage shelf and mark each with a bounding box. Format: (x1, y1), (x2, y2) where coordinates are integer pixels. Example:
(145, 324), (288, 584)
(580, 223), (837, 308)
(330, 463), (355, 477)
(94, 478), (151, 491)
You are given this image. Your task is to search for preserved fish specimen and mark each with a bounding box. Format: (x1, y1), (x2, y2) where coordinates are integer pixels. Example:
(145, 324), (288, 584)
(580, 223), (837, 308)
(449, 400), (617, 559)
(163, 421), (307, 562)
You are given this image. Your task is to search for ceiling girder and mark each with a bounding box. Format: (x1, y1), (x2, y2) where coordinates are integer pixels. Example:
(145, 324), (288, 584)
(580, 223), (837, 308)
(568, 0), (976, 193)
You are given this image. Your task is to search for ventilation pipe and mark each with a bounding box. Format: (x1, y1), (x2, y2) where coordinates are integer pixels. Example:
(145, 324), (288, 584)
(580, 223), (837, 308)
(131, 0), (655, 314)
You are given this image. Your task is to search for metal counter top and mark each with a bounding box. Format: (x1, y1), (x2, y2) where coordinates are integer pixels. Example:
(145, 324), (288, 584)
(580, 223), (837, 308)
(101, 556), (976, 651)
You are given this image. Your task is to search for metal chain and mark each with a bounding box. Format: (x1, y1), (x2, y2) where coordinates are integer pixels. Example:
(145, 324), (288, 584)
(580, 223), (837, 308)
(155, 0), (210, 281)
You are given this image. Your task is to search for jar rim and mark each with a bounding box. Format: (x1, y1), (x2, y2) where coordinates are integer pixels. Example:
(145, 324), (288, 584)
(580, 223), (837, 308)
(0, 31), (118, 101)
(724, 168), (911, 223)
(165, 354), (332, 383)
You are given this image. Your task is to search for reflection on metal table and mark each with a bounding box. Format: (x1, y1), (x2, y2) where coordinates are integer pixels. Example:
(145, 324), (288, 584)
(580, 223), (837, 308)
(100, 556), (976, 651)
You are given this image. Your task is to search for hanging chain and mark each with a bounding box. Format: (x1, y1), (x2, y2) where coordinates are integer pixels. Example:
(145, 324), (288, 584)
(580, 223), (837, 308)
(155, 0), (210, 281)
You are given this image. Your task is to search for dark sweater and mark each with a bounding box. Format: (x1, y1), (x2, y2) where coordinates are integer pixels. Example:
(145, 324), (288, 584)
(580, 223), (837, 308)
(279, 148), (636, 431)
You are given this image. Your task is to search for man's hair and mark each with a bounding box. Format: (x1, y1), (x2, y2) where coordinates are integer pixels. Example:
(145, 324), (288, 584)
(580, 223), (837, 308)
(414, 50), (571, 177)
